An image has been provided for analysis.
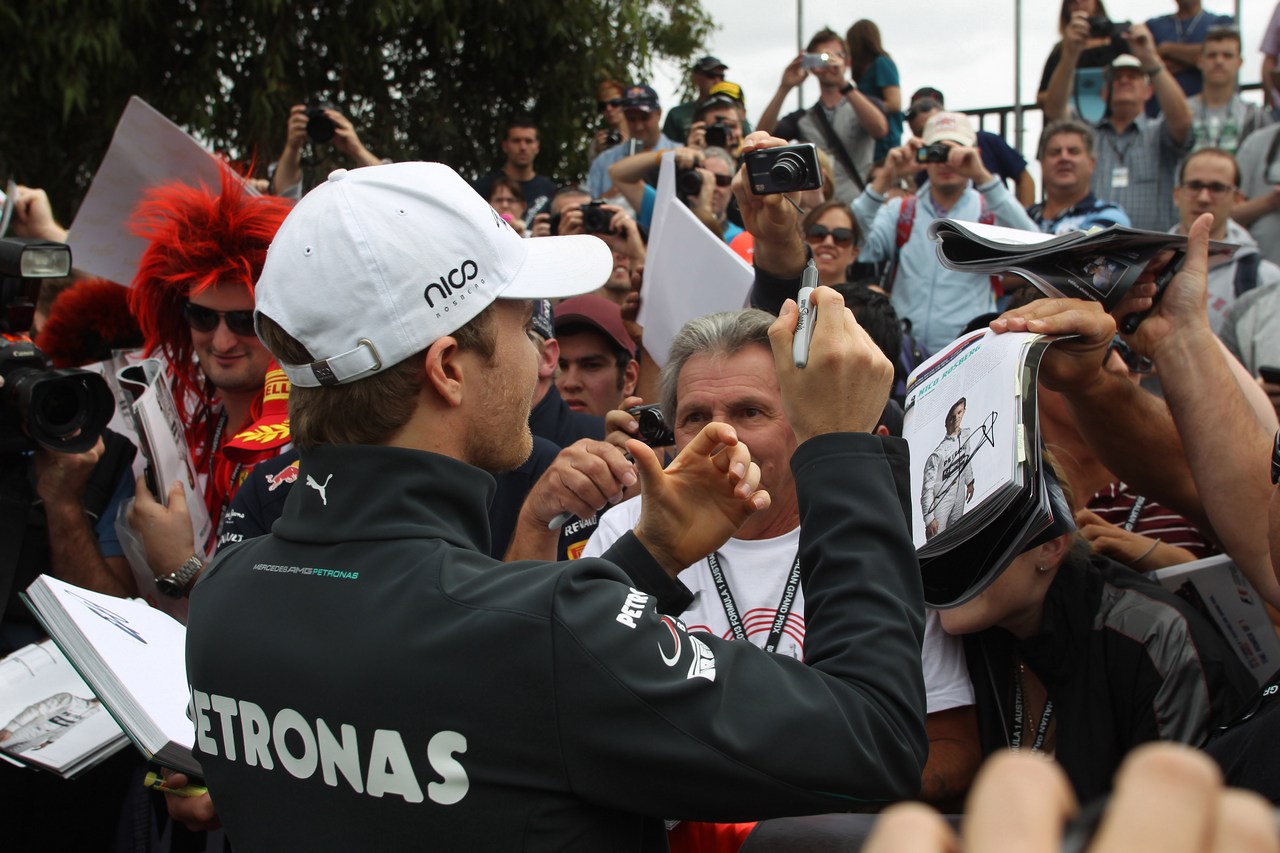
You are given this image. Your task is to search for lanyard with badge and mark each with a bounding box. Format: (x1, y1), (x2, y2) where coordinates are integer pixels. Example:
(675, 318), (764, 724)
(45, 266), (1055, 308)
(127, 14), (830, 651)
(1105, 133), (1135, 190)
(705, 552), (801, 654)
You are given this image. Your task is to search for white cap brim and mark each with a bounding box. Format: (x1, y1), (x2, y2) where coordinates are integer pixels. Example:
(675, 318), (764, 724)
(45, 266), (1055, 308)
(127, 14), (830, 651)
(501, 233), (613, 301)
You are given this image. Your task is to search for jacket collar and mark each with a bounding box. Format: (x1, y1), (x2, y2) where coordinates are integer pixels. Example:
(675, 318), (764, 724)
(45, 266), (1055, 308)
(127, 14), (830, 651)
(272, 444), (496, 554)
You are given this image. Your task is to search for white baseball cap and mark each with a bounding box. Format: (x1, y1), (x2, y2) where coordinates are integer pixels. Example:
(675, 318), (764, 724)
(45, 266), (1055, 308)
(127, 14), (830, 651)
(922, 111), (977, 148)
(254, 162), (612, 387)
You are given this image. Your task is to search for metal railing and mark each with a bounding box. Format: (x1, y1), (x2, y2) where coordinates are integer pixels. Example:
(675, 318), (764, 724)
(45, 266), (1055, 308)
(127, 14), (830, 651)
(961, 81), (1266, 156)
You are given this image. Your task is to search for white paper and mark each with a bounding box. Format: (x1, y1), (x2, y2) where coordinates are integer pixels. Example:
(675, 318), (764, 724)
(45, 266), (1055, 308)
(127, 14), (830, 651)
(66, 97), (249, 287)
(636, 155), (753, 368)
(903, 330), (1032, 549)
(1151, 555), (1280, 684)
(0, 640), (127, 777)
(24, 577), (195, 773)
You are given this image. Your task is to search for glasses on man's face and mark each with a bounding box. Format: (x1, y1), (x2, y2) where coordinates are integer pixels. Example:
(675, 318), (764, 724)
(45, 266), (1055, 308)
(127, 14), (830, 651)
(1179, 180), (1237, 198)
(597, 98), (623, 112)
(1107, 335), (1153, 374)
(183, 302), (256, 337)
(805, 224), (856, 246)
(700, 71), (725, 80)
(710, 173), (733, 188)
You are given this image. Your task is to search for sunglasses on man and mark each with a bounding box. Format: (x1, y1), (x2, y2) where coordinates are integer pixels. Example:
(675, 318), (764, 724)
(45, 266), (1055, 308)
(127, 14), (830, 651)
(183, 302), (256, 337)
(597, 98), (623, 112)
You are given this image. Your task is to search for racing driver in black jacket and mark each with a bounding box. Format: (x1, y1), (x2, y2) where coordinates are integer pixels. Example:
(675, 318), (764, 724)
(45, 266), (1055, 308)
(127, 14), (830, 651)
(182, 161), (927, 852)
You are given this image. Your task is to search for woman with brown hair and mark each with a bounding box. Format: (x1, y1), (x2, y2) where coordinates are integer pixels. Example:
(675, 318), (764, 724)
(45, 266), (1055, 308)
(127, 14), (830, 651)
(801, 200), (861, 285)
(846, 19), (902, 160)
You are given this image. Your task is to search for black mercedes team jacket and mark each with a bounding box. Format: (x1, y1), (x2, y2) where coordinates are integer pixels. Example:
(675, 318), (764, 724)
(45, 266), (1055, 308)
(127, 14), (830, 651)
(185, 433), (927, 852)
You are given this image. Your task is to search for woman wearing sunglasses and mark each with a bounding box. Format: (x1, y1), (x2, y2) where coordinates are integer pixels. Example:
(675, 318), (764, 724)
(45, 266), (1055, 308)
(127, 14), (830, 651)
(802, 200), (862, 285)
(589, 79), (630, 162)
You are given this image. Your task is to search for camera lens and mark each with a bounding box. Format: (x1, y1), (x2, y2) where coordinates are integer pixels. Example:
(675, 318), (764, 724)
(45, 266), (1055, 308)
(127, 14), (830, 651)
(768, 152), (807, 190)
(678, 169), (703, 196)
(306, 109), (336, 144)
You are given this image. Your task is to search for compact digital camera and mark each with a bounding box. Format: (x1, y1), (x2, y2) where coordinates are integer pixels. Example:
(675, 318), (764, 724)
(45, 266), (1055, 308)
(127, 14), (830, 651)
(627, 404), (674, 448)
(744, 143), (823, 195)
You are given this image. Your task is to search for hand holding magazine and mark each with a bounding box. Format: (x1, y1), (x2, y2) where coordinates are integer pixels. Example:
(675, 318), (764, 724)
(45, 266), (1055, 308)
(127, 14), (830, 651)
(926, 220), (1237, 330)
(903, 329), (1068, 607)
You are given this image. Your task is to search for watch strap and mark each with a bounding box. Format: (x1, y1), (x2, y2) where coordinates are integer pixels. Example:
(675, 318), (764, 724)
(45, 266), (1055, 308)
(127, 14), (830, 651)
(157, 555), (204, 598)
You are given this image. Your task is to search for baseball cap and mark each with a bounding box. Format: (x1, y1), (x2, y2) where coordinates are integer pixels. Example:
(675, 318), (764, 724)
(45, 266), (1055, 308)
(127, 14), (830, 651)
(254, 162), (611, 388)
(553, 294), (637, 358)
(530, 298), (554, 341)
(622, 84), (661, 114)
(909, 87), (945, 106)
(693, 56), (728, 73)
(709, 81), (745, 106)
(1105, 54), (1145, 78)
(922, 112), (977, 147)
(695, 92), (740, 115)
(223, 362), (292, 460)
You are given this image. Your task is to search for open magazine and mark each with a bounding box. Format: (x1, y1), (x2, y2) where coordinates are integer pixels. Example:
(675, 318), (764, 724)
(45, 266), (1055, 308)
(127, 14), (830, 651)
(927, 220), (1237, 314)
(903, 329), (1064, 607)
(21, 575), (199, 777)
(1150, 555), (1280, 686)
(0, 639), (128, 778)
(108, 355), (213, 622)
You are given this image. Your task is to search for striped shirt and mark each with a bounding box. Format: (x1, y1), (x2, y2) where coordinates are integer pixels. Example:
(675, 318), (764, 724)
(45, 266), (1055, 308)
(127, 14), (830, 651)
(1087, 482), (1217, 559)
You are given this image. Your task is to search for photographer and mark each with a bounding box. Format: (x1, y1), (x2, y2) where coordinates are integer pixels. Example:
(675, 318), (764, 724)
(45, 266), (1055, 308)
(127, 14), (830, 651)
(608, 145), (738, 242)
(268, 103), (382, 199)
(685, 89), (745, 156)
(757, 28), (888, 204)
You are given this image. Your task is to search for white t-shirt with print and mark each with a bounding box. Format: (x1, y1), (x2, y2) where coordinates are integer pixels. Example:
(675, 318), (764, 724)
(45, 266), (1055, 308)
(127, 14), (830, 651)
(583, 495), (974, 713)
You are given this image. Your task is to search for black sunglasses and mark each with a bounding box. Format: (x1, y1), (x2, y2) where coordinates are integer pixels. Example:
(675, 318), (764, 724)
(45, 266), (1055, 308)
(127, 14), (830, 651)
(1107, 335), (1153, 374)
(805, 224), (856, 246)
(183, 302), (256, 337)
(712, 173), (732, 187)
(597, 98), (623, 112)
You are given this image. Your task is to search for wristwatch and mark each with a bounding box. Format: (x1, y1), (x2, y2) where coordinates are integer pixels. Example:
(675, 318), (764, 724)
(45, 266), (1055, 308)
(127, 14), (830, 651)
(156, 555), (204, 598)
(839, 81), (856, 95)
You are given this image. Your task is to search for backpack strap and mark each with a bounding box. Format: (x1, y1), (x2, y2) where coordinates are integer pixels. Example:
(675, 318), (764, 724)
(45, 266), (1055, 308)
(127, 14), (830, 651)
(1234, 252), (1263, 297)
(879, 195), (918, 296)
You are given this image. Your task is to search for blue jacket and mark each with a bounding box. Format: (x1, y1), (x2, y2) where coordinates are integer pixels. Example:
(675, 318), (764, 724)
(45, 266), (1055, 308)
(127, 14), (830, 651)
(854, 181), (1036, 351)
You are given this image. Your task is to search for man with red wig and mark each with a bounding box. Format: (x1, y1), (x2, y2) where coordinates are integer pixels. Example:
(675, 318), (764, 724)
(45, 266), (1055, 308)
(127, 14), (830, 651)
(126, 168), (293, 598)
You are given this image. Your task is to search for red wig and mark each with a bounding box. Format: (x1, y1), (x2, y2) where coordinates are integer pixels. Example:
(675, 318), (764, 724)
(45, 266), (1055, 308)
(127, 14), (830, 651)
(127, 165), (293, 418)
(36, 278), (143, 368)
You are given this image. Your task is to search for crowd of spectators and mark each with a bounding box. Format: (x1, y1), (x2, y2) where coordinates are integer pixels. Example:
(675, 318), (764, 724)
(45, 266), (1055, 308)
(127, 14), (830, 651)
(7, 2), (1280, 851)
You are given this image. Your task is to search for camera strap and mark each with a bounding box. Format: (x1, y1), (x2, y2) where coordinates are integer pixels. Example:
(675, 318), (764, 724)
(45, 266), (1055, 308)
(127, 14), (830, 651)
(808, 105), (866, 193)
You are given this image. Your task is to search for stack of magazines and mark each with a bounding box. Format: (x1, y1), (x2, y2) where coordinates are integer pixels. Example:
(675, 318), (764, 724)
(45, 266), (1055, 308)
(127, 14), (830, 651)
(902, 329), (1061, 608)
(926, 220), (1235, 318)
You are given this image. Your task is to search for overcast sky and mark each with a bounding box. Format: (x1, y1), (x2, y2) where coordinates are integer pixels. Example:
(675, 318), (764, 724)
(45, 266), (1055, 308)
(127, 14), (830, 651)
(644, 0), (1271, 182)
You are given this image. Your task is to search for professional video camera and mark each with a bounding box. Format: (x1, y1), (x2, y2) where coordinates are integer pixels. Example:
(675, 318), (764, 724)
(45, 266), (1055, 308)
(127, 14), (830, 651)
(0, 237), (115, 455)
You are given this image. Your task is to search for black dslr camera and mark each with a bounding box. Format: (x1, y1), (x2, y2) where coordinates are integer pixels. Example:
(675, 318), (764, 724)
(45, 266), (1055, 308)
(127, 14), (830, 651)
(306, 103), (339, 143)
(916, 142), (953, 164)
(744, 143), (823, 195)
(0, 341), (115, 455)
(627, 404), (674, 448)
(704, 119), (729, 150)
(579, 201), (614, 235)
(1088, 16), (1131, 37)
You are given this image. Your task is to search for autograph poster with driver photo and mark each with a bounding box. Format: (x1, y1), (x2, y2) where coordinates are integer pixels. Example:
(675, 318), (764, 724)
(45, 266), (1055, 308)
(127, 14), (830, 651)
(903, 330), (1024, 551)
